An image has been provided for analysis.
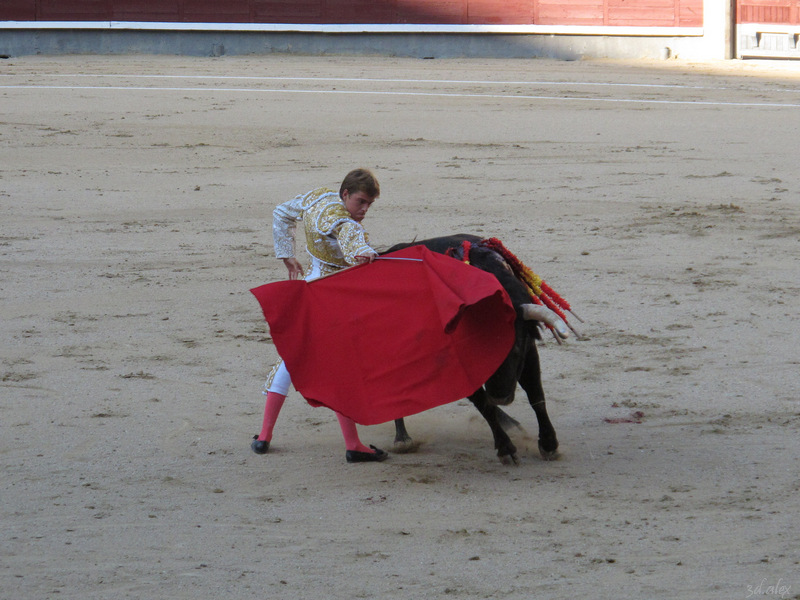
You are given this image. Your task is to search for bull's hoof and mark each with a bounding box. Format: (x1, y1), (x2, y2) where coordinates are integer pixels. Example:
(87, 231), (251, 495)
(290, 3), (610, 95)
(498, 441), (519, 465)
(500, 452), (520, 466)
(392, 438), (422, 453)
(538, 440), (560, 461)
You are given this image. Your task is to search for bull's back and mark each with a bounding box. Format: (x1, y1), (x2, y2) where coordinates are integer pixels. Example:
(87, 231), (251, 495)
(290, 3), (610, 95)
(384, 234), (482, 256)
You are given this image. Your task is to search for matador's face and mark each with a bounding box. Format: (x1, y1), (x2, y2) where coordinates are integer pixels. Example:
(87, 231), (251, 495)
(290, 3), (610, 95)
(342, 190), (377, 223)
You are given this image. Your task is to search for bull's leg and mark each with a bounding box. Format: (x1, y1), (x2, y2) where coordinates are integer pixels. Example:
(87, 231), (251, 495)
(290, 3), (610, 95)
(392, 418), (421, 453)
(469, 388), (519, 465)
(519, 343), (559, 460)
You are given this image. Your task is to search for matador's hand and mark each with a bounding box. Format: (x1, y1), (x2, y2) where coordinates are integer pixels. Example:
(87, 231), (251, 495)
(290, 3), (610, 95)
(354, 252), (378, 265)
(282, 257), (305, 280)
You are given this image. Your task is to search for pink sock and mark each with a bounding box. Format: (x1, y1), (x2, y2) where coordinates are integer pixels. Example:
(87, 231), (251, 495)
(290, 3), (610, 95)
(336, 412), (373, 453)
(257, 392), (286, 442)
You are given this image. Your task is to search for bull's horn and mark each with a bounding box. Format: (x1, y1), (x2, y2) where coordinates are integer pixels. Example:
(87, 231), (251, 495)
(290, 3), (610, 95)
(521, 304), (570, 340)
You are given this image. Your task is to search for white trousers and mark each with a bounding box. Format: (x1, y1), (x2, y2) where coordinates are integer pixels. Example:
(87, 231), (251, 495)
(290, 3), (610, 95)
(265, 361), (292, 396)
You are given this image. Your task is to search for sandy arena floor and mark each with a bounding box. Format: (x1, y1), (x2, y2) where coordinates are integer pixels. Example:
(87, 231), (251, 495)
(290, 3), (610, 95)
(1, 54), (799, 599)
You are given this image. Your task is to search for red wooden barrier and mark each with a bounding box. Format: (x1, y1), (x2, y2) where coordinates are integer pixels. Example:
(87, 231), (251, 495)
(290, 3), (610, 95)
(1, 0), (703, 27)
(737, 0), (800, 24)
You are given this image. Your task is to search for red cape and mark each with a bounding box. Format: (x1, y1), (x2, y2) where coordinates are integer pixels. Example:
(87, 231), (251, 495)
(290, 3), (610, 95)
(251, 245), (516, 425)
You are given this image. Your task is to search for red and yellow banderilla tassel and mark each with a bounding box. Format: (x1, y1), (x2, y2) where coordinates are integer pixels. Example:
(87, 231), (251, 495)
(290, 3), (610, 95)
(479, 237), (582, 337)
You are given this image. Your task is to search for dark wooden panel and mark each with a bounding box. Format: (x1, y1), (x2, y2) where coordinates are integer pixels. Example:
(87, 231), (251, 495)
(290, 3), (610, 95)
(183, 0), (251, 21)
(110, 0), (180, 20)
(36, 0), (112, 20)
(252, 0), (324, 23)
(396, 0), (467, 23)
(322, 0), (396, 23)
(1, 0), (38, 20)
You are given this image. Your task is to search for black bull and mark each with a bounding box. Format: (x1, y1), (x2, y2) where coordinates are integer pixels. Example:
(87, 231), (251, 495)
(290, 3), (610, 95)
(383, 234), (559, 465)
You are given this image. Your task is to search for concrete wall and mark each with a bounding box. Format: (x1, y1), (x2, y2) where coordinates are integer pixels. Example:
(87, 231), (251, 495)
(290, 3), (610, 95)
(0, 30), (701, 60)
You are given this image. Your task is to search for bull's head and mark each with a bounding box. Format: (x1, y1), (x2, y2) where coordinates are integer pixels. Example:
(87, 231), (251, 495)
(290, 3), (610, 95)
(467, 246), (569, 407)
(482, 303), (568, 406)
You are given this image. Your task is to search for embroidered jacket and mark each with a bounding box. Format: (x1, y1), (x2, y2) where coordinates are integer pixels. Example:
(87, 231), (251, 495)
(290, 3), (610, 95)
(273, 187), (375, 276)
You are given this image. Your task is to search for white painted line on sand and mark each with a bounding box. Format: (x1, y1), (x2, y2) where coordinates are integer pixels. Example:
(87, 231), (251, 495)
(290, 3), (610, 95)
(1, 83), (798, 108)
(3, 72), (800, 95)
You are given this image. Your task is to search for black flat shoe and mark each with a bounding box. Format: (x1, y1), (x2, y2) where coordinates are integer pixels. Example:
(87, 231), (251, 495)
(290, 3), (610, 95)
(346, 445), (388, 463)
(251, 435), (270, 455)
